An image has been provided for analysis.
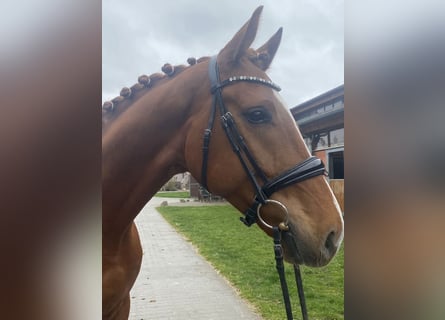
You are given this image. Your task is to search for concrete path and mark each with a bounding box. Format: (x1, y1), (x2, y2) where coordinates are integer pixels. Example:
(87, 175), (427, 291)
(129, 197), (262, 320)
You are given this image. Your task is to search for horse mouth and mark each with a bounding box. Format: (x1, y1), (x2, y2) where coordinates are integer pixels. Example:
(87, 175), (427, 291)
(281, 227), (324, 267)
(281, 230), (305, 265)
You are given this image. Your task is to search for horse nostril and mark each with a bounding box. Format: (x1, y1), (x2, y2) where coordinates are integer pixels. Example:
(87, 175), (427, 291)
(324, 230), (337, 254)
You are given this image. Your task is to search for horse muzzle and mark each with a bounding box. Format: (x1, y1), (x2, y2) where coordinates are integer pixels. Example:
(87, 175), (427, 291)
(281, 222), (341, 267)
(254, 199), (341, 267)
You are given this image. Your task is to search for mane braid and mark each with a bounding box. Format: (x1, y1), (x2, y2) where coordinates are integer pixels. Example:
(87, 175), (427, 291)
(102, 56), (210, 126)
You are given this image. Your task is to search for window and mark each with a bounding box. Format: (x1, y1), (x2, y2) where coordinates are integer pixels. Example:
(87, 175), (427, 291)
(311, 128), (344, 151)
(312, 133), (328, 150)
(333, 99), (344, 110)
(330, 128), (344, 146)
(328, 151), (344, 179)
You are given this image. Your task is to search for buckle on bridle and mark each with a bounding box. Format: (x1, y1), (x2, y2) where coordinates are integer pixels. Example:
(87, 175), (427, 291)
(240, 207), (258, 227)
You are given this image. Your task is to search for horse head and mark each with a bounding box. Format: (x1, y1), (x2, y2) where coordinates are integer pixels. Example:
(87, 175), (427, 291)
(185, 6), (344, 267)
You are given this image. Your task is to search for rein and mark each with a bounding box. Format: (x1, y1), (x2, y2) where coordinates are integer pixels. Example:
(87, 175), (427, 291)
(201, 55), (327, 319)
(273, 227), (308, 320)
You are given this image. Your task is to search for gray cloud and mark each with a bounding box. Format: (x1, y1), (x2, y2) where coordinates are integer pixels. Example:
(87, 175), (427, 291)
(103, 0), (343, 106)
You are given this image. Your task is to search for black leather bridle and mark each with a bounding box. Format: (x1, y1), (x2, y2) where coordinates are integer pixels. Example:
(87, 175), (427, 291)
(201, 55), (326, 228)
(200, 55), (328, 319)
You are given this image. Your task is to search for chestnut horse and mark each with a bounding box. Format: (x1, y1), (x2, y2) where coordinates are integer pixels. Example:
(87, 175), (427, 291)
(102, 6), (344, 320)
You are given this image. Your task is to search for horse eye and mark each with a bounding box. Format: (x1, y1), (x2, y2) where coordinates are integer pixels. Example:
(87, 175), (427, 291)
(244, 107), (272, 124)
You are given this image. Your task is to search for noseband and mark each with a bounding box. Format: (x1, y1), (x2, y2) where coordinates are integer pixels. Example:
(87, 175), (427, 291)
(201, 55), (326, 228)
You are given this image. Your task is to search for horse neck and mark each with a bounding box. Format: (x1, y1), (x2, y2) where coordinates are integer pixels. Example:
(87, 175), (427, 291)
(102, 76), (169, 133)
(102, 65), (207, 236)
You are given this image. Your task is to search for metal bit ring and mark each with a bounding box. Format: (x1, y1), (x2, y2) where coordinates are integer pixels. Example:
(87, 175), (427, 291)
(256, 199), (290, 231)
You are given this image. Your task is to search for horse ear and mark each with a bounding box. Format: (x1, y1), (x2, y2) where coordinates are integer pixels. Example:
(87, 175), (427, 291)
(253, 27), (283, 71)
(219, 6), (263, 65)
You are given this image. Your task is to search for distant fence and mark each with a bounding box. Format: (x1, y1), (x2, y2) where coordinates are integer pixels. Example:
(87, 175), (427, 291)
(329, 179), (344, 213)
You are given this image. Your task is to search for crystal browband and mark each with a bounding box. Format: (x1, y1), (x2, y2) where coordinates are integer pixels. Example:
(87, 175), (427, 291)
(211, 75), (281, 93)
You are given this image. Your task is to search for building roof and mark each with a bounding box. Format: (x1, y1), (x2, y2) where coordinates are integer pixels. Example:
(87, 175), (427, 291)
(291, 84), (344, 115)
(290, 84), (344, 135)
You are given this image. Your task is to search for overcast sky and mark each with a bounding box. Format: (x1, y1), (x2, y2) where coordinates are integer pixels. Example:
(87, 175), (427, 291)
(102, 0), (343, 108)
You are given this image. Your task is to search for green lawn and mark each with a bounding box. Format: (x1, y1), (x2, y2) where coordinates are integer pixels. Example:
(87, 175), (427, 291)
(154, 191), (190, 198)
(158, 205), (344, 320)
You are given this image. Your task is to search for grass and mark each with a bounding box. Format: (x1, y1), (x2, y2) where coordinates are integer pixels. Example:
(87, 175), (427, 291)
(158, 205), (344, 320)
(154, 191), (190, 198)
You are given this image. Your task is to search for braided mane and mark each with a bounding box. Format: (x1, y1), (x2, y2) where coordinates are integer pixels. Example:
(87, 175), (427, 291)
(102, 49), (270, 130)
(102, 56), (210, 129)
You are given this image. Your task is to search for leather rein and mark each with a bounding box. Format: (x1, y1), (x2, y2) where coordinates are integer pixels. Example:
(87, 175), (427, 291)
(201, 55), (326, 319)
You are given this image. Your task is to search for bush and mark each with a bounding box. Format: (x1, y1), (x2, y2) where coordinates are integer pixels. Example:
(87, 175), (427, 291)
(163, 180), (177, 191)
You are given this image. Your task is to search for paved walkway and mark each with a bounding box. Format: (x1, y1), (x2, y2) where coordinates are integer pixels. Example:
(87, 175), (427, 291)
(129, 197), (262, 320)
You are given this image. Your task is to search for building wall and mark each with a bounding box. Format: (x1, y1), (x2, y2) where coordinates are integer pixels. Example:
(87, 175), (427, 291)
(291, 85), (344, 212)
